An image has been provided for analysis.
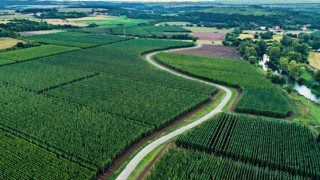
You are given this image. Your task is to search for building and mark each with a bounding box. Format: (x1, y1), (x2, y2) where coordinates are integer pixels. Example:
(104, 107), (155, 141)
(269, 26), (285, 33)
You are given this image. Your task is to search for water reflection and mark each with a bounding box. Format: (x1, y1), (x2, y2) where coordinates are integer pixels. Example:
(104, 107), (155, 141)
(260, 54), (320, 102)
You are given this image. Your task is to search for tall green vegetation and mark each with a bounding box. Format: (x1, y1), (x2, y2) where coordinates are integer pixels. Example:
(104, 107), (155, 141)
(0, 129), (96, 179)
(0, 44), (79, 62)
(0, 35), (217, 175)
(147, 147), (307, 180)
(27, 32), (131, 48)
(155, 52), (291, 118)
(177, 113), (320, 178)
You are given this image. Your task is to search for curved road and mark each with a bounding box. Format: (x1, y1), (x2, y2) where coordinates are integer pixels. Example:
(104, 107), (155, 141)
(116, 44), (232, 180)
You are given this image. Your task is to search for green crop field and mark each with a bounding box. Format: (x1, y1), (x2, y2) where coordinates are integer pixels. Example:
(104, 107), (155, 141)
(155, 52), (291, 118)
(47, 75), (211, 128)
(27, 32), (131, 48)
(0, 128), (96, 179)
(79, 26), (191, 38)
(0, 58), (14, 66)
(36, 39), (214, 94)
(73, 16), (151, 27)
(0, 34), (218, 178)
(177, 113), (320, 178)
(0, 61), (95, 92)
(0, 83), (153, 172)
(0, 45), (79, 62)
(147, 147), (307, 180)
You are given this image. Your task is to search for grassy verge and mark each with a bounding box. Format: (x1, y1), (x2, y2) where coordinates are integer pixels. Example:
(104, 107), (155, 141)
(108, 90), (227, 179)
(290, 92), (320, 136)
(128, 142), (168, 180)
(223, 88), (238, 112)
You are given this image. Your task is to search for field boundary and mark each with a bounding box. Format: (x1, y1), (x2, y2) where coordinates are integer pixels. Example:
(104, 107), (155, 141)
(37, 73), (100, 94)
(97, 93), (220, 179)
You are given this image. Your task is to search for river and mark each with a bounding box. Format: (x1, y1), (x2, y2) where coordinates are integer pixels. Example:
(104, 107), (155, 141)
(260, 54), (320, 102)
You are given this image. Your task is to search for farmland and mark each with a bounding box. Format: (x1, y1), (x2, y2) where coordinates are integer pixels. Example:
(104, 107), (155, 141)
(194, 32), (225, 41)
(72, 15), (151, 27)
(173, 45), (241, 59)
(147, 147), (307, 180)
(0, 32), (217, 177)
(79, 26), (191, 39)
(0, 128), (96, 179)
(47, 75), (212, 127)
(1, 2), (320, 180)
(0, 61), (95, 91)
(0, 37), (24, 50)
(155, 52), (291, 118)
(0, 44), (79, 62)
(26, 32), (130, 48)
(309, 52), (320, 69)
(176, 113), (320, 178)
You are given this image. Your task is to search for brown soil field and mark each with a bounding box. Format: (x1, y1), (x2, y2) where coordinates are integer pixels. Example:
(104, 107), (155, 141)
(173, 45), (241, 60)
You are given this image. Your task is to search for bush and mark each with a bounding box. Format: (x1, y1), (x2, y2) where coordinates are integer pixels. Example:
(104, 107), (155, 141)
(270, 74), (286, 85)
(311, 82), (320, 88)
(284, 84), (294, 93)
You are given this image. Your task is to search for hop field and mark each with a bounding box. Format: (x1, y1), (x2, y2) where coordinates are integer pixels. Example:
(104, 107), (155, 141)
(0, 61), (95, 92)
(79, 26), (191, 38)
(177, 113), (320, 178)
(0, 35), (218, 177)
(155, 52), (291, 118)
(0, 128), (96, 179)
(0, 44), (79, 62)
(27, 32), (131, 48)
(147, 147), (308, 180)
(0, 84), (154, 172)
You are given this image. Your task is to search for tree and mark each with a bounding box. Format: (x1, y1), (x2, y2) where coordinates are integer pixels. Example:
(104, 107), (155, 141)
(244, 47), (257, 60)
(248, 56), (257, 64)
(268, 46), (281, 64)
(280, 58), (289, 72)
(281, 35), (293, 46)
(255, 40), (268, 57)
(288, 60), (304, 79)
(287, 51), (302, 62)
(299, 33), (310, 43)
(312, 41), (320, 50)
(270, 74), (286, 84)
(260, 32), (273, 39)
(294, 43), (309, 56)
(315, 71), (320, 82)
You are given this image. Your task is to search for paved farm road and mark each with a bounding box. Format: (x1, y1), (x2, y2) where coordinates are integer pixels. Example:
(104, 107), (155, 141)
(116, 44), (233, 180)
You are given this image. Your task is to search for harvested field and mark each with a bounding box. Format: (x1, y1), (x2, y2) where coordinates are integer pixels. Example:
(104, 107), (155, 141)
(239, 33), (254, 40)
(173, 45), (241, 59)
(21, 30), (64, 37)
(185, 27), (231, 33)
(309, 52), (320, 69)
(194, 32), (226, 41)
(44, 19), (88, 27)
(0, 37), (24, 50)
